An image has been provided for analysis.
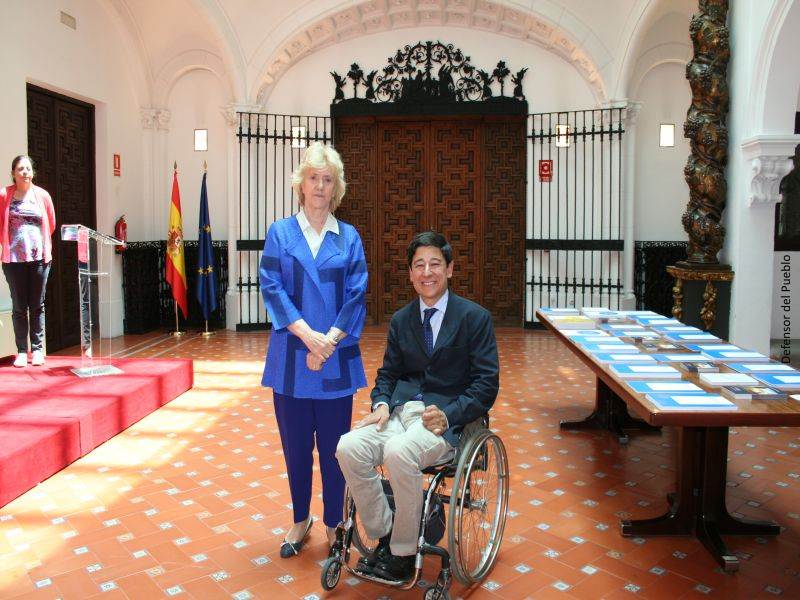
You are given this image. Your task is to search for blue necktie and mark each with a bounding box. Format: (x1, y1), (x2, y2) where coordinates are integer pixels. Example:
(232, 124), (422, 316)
(423, 308), (437, 355)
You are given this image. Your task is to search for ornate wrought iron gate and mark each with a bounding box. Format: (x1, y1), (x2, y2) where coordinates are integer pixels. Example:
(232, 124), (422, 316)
(526, 108), (625, 325)
(235, 113), (332, 330)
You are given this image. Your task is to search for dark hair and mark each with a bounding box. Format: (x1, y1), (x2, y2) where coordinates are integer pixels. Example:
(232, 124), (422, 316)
(407, 231), (452, 266)
(11, 155), (34, 183)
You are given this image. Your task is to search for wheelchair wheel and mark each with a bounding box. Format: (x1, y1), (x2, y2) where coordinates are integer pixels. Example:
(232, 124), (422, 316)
(447, 429), (509, 585)
(320, 556), (341, 590)
(345, 485), (379, 559)
(424, 585), (451, 600)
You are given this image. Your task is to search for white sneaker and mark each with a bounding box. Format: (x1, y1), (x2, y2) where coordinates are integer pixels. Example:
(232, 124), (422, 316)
(31, 350), (45, 366)
(13, 353), (27, 368)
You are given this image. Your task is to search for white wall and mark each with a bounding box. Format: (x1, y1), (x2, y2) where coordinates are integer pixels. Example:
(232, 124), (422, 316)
(165, 70), (230, 243)
(771, 252), (800, 341)
(727, 0), (800, 354)
(633, 62), (691, 241)
(0, 0), (146, 340)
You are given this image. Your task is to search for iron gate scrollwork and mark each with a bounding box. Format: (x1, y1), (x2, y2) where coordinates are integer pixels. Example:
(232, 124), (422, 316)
(526, 108), (625, 325)
(235, 113), (332, 330)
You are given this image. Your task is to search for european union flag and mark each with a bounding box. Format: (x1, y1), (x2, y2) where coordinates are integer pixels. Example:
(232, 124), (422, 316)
(196, 172), (218, 321)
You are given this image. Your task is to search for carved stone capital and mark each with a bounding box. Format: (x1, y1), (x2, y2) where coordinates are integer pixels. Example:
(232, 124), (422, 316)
(624, 101), (643, 127)
(221, 103), (262, 128)
(741, 135), (800, 207)
(156, 109), (171, 131)
(140, 108), (158, 130)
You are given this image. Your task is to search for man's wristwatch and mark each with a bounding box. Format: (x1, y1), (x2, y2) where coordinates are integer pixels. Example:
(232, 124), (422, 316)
(327, 330), (343, 345)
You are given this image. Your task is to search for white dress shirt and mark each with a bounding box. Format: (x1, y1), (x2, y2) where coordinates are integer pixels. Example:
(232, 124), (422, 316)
(419, 289), (449, 347)
(296, 209), (339, 258)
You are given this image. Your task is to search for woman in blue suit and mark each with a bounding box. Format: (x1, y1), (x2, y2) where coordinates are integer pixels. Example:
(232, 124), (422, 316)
(260, 142), (367, 557)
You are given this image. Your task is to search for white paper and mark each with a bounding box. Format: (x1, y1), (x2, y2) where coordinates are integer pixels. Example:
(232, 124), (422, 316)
(648, 382), (703, 391)
(775, 376), (800, 384)
(673, 395), (733, 406)
(720, 352), (765, 359)
(696, 344), (739, 350)
(616, 355), (655, 361)
(630, 366), (675, 373)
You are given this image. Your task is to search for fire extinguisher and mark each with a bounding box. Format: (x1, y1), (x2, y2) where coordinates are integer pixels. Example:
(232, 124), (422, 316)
(114, 215), (127, 254)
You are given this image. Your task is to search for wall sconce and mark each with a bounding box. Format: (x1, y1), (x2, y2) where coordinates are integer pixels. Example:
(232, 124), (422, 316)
(659, 123), (675, 147)
(291, 126), (307, 149)
(555, 124), (570, 148)
(194, 129), (208, 152)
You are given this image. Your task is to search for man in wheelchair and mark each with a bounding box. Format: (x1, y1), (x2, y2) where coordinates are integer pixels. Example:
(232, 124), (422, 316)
(336, 231), (499, 583)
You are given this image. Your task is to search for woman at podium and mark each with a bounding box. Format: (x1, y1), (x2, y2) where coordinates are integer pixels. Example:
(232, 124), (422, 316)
(0, 155), (56, 367)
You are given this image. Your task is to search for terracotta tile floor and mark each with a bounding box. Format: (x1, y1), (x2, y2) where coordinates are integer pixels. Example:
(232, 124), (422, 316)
(1, 327), (799, 599)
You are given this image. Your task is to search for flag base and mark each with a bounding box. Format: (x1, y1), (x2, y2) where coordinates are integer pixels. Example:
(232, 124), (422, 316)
(171, 330), (186, 337)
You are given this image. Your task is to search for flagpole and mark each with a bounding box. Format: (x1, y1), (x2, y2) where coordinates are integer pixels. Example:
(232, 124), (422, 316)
(201, 319), (214, 337)
(198, 159), (215, 337)
(172, 300), (185, 337)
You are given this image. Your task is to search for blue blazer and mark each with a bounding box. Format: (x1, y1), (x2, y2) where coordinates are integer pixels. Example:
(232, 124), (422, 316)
(260, 216), (368, 398)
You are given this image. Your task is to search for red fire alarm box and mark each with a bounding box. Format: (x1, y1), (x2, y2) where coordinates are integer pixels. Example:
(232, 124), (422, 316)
(113, 154), (121, 177)
(539, 159), (553, 182)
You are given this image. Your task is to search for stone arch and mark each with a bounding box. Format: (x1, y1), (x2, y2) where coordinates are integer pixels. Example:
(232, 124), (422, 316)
(153, 50), (233, 107)
(250, 0), (610, 106)
(752, 0), (800, 134)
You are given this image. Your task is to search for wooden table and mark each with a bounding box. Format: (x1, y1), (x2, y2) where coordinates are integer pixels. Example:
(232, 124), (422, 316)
(537, 310), (800, 572)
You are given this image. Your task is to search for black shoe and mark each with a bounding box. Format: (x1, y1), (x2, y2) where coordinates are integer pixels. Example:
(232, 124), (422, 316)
(356, 534), (391, 574)
(279, 518), (313, 558)
(372, 551), (415, 582)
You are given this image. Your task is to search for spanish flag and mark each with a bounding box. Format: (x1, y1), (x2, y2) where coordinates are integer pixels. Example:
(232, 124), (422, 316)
(166, 166), (188, 318)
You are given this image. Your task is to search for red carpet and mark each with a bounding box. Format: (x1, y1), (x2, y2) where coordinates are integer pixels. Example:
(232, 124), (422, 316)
(0, 356), (193, 508)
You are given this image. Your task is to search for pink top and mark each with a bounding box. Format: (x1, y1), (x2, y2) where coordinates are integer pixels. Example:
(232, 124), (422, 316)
(0, 184), (56, 263)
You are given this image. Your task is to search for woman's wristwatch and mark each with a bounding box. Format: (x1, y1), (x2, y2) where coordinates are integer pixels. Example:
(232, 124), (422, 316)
(327, 330), (343, 345)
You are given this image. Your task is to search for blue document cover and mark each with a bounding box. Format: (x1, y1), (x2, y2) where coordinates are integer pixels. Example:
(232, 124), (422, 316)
(651, 353), (708, 362)
(681, 343), (740, 353)
(701, 349), (769, 362)
(634, 317), (681, 326)
(663, 332), (721, 342)
(583, 343), (640, 354)
(628, 381), (705, 394)
(570, 336), (625, 345)
(645, 393), (737, 410)
(651, 325), (702, 333)
(753, 373), (800, 389)
(610, 364), (681, 378)
(539, 307), (580, 315)
(593, 353), (656, 364)
(729, 362), (798, 374)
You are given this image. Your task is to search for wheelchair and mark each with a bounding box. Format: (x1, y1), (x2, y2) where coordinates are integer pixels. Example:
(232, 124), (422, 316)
(321, 417), (509, 600)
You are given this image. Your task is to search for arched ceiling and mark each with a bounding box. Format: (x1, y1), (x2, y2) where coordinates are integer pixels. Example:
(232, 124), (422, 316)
(111, 0), (686, 107)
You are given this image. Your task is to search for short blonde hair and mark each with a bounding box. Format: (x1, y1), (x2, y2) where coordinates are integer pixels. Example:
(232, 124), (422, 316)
(292, 142), (347, 212)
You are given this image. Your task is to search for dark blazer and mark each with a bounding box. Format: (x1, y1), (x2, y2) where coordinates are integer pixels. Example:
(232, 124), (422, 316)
(370, 292), (499, 446)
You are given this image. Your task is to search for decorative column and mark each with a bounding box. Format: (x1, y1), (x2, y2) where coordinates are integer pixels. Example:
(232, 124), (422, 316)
(678, 0), (730, 270)
(668, 0), (733, 336)
(155, 109), (172, 237)
(222, 104), (240, 331)
(140, 109), (158, 240)
(221, 103), (261, 330)
(621, 101), (642, 309)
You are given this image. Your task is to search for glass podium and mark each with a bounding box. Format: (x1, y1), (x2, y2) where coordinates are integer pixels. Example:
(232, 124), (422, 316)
(61, 224), (125, 377)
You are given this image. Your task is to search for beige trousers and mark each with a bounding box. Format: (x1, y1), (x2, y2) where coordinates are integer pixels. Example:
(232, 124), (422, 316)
(336, 401), (454, 556)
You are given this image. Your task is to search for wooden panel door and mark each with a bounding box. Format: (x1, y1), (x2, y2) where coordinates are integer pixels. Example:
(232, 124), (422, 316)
(335, 115), (524, 325)
(376, 122), (428, 322)
(429, 121), (481, 302)
(27, 84), (95, 351)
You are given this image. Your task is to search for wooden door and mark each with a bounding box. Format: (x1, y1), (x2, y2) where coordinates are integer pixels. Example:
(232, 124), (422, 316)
(27, 84), (96, 351)
(335, 115), (524, 325)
